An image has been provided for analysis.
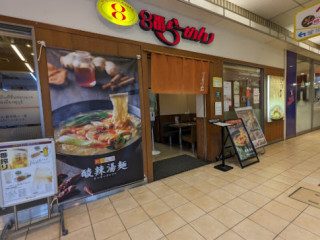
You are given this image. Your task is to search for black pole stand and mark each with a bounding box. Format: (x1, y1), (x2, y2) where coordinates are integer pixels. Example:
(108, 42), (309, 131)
(214, 124), (233, 172)
(59, 205), (68, 236)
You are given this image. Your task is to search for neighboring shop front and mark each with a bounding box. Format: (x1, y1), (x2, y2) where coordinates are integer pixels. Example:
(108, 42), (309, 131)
(0, 0), (292, 193)
(286, 50), (320, 138)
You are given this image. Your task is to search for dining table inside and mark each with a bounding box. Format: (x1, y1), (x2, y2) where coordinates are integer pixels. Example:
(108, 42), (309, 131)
(168, 122), (197, 150)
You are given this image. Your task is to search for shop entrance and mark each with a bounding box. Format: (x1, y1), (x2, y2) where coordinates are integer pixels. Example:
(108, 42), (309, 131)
(147, 52), (209, 180)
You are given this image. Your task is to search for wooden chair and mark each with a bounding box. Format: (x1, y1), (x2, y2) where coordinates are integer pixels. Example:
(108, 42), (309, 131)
(182, 125), (196, 153)
(162, 122), (178, 146)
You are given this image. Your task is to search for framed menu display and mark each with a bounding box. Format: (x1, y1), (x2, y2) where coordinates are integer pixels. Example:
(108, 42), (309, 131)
(225, 119), (259, 168)
(267, 75), (285, 122)
(0, 138), (57, 207)
(235, 106), (267, 149)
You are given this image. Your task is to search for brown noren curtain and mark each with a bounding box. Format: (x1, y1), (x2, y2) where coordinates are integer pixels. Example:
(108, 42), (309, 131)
(151, 53), (209, 94)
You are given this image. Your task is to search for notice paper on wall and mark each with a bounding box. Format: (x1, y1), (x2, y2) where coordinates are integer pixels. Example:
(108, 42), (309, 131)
(253, 88), (260, 104)
(234, 81), (240, 94)
(213, 77), (222, 88)
(223, 81), (232, 111)
(234, 94), (240, 107)
(215, 102), (222, 116)
(224, 101), (230, 111)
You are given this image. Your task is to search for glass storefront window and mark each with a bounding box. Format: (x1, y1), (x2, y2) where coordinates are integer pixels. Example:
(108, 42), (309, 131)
(223, 63), (263, 129)
(313, 64), (320, 129)
(0, 23), (43, 141)
(296, 58), (312, 134)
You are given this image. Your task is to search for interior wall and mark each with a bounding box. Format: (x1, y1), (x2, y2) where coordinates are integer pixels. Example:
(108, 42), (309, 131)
(0, 0), (284, 68)
(159, 94), (196, 115)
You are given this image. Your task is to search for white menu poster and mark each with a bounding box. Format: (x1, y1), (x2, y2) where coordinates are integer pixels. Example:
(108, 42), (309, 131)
(253, 88), (260, 104)
(234, 95), (240, 107)
(223, 81), (232, 111)
(215, 102), (222, 116)
(0, 138), (57, 207)
(234, 81), (240, 94)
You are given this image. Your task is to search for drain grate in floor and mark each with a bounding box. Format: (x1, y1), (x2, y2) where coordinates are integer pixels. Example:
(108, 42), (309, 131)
(289, 187), (320, 209)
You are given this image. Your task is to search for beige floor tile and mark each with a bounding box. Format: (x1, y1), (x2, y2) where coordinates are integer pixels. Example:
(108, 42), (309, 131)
(239, 191), (271, 207)
(174, 202), (205, 222)
(252, 185), (282, 199)
(170, 181), (192, 192)
(161, 192), (189, 209)
(209, 205), (245, 228)
(208, 176), (230, 187)
(208, 189), (237, 203)
(5, 228), (27, 240)
(146, 180), (165, 189)
(215, 230), (244, 240)
(127, 220), (163, 240)
(255, 170), (278, 179)
(249, 209), (289, 234)
(234, 178), (259, 190)
(86, 197), (110, 210)
(280, 224), (319, 240)
(221, 173), (242, 182)
(64, 204), (88, 218)
(112, 196), (139, 214)
(153, 210), (186, 235)
(222, 183), (248, 196)
(65, 211), (91, 233)
(263, 201), (301, 221)
(263, 180), (291, 192)
(109, 191), (131, 202)
(226, 198), (258, 217)
(151, 185), (176, 198)
(105, 231), (130, 240)
(128, 185), (149, 196)
(178, 187), (204, 201)
(142, 199), (170, 217)
(26, 217), (60, 240)
(89, 202), (117, 224)
(166, 225), (205, 240)
(232, 219), (275, 240)
(304, 206), (320, 220)
(293, 213), (320, 236)
(243, 174), (268, 184)
(92, 215), (125, 240)
(275, 193), (308, 211)
(272, 175), (298, 186)
(193, 182), (218, 194)
(61, 226), (94, 240)
(119, 206), (149, 229)
(191, 214), (228, 240)
(132, 190), (158, 205)
(191, 195), (221, 212)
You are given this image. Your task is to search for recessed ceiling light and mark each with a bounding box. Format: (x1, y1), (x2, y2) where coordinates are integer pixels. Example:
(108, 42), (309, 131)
(26, 43), (31, 48)
(30, 52), (34, 56)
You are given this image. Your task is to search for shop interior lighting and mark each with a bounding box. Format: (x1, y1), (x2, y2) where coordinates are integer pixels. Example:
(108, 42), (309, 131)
(25, 63), (34, 72)
(30, 73), (37, 81)
(11, 44), (26, 62)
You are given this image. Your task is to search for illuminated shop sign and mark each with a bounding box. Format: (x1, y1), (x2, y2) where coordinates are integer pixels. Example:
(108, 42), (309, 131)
(97, 0), (138, 26)
(139, 10), (214, 46)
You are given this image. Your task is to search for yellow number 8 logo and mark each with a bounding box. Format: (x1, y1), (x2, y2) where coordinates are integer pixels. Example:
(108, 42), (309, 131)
(97, 0), (138, 26)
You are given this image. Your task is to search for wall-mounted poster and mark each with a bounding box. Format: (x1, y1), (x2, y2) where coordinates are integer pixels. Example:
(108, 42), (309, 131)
(267, 75), (285, 122)
(225, 119), (258, 165)
(234, 81), (240, 94)
(253, 88), (260, 104)
(0, 138), (57, 207)
(46, 47), (143, 203)
(213, 77), (222, 88)
(223, 81), (232, 111)
(234, 95), (240, 108)
(235, 106), (267, 148)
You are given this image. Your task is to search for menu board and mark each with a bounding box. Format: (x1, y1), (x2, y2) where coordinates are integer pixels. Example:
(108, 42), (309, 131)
(267, 75), (285, 122)
(0, 138), (57, 207)
(225, 119), (257, 161)
(235, 106), (267, 149)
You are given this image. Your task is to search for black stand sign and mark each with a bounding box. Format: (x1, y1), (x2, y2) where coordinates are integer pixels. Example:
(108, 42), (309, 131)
(225, 119), (259, 168)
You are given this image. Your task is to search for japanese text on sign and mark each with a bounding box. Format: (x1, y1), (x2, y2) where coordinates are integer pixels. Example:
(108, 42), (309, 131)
(82, 160), (128, 180)
(139, 10), (214, 46)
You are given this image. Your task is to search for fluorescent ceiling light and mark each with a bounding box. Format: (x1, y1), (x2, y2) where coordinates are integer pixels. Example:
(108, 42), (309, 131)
(25, 62), (34, 72)
(11, 44), (26, 62)
(30, 73), (37, 81)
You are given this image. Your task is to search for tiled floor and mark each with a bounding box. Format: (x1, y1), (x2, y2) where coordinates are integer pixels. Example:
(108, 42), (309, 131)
(5, 130), (320, 240)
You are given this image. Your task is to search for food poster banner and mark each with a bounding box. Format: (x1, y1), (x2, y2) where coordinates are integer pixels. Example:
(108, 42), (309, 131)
(0, 139), (57, 207)
(235, 106), (267, 148)
(225, 119), (256, 161)
(267, 75), (285, 122)
(46, 47), (143, 202)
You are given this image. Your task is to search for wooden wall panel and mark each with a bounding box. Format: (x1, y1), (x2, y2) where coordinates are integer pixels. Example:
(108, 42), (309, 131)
(196, 118), (205, 160)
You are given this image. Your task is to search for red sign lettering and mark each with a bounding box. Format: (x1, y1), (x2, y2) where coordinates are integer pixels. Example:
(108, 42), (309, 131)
(139, 10), (214, 46)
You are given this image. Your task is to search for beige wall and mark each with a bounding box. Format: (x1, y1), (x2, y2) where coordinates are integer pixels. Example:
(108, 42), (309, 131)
(159, 94), (196, 115)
